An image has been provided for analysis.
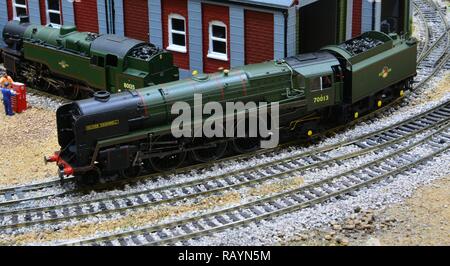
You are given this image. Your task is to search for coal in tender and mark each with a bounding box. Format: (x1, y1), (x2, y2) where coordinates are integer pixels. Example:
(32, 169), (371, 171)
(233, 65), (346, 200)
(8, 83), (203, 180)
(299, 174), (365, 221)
(85, 33), (100, 42)
(130, 44), (161, 61)
(340, 37), (384, 55)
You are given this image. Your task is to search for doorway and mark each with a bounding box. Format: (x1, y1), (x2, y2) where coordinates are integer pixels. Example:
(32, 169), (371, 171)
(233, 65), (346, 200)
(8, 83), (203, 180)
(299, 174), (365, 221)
(381, 0), (406, 35)
(298, 0), (339, 53)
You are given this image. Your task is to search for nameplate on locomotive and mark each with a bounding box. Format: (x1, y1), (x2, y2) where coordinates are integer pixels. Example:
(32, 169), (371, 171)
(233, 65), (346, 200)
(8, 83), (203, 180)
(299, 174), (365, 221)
(85, 120), (120, 131)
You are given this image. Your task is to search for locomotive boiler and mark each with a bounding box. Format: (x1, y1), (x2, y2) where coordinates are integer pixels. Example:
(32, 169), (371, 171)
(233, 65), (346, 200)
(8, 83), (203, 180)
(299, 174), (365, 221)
(46, 31), (417, 184)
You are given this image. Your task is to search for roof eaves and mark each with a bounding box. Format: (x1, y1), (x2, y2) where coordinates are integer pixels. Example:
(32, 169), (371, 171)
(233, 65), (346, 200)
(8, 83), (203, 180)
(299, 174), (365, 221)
(213, 0), (296, 10)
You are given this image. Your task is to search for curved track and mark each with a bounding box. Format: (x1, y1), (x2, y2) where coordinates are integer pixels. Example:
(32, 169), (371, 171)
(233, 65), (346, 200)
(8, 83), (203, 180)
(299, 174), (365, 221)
(65, 122), (450, 246)
(413, 3), (430, 60)
(413, 0), (450, 86)
(0, 94), (427, 209)
(0, 0), (448, 246)
(2, 1), (448, 209)
(2, 100), (448, 235)
(0, 179), (73, 208)
(55, 0), (450, 246)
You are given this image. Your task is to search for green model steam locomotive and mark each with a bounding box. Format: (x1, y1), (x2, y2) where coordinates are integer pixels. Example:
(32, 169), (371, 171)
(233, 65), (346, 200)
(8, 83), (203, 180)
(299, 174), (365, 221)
(0, 17), (179, 99)
(46, 31), (417, 184)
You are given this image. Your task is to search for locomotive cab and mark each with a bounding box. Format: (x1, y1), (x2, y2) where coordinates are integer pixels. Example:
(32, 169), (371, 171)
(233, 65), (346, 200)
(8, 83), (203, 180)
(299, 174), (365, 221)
(286, 52), (342, 112)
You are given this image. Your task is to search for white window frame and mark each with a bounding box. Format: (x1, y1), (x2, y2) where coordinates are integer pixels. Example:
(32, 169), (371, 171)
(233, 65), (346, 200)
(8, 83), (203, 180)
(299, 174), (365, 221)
(13, 0), (28, 21)
(167, 13), (187, 53)
(207, 21), (228, 61)
(46, 0), (62, 28)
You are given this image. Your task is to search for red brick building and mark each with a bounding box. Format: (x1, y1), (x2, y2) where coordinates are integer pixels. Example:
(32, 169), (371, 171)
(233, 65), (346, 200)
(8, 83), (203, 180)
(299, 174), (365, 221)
(0, 0), (412, 78)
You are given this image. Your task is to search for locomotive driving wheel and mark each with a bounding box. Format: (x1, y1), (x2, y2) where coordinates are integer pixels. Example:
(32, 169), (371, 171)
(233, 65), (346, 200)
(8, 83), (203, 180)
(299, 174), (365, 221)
(148, 135), (187, 172)
(78, 167), (101, 186)
(232, 137), (260, 153)
(119, 160), (142, 179)
(191, 137), (228, 163)
(118, 147), (143, 178)
(232, 118), (262, 154)
(192, 139), (228, 163)
(64, 83), (81, 100)
(120, 166), (142, 179)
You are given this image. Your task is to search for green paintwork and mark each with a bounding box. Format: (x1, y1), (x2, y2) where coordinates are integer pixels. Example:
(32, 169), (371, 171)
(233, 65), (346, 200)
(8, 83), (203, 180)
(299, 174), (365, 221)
(86, 31), (417, 153)
(19, 22), (178, 93)
(24, 41), (107, 88)
(322, 31), (417, 103)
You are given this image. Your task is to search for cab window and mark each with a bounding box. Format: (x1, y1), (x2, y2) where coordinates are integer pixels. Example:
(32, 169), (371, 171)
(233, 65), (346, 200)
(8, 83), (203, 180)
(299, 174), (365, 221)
(310, 77), (321, 91)
(322, 75), (332, 89)
(97, 57), (105, 67)
(332, 65), (344, 82)
(90, 55), (105, 67)
(311, 75), (332, 91)
(106, 54), (118, 67)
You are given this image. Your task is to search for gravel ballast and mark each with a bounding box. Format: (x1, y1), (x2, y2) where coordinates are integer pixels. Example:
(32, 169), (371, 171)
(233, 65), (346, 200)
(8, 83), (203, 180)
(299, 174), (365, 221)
(0, 5), (449, 245)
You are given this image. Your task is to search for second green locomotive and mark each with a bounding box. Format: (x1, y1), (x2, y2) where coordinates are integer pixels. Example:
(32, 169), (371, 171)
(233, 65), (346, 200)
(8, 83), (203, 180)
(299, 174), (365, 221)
(0, 17), (179, 98)
(46, 31), (417, 184)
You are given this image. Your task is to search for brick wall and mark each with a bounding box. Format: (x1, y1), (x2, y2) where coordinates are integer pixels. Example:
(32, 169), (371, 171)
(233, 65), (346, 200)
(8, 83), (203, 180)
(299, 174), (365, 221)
(245, 10), (274, 64)
(39, 0), (46, 24)
(162, 0), (189, 69)
(123, 0), (149, 41)
(74, 0), (99, 32)
(6, 0), (12, 20)
(202, 3), (230, 73)
(352, 0), (362, 37)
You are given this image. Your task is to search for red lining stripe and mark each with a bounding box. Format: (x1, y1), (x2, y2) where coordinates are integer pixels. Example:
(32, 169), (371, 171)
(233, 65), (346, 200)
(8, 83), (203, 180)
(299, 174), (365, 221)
(136, 91), (149, 117)
(239, 71), (247, 96)
(214, 76), (225, 100)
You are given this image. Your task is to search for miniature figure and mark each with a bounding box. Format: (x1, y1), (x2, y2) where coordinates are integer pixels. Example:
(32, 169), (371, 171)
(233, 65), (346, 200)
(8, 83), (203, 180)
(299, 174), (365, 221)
(1, 82), (16, 116)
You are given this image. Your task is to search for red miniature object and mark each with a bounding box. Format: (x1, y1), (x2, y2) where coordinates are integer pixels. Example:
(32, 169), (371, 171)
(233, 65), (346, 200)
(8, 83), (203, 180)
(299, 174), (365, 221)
(11, 82), (27, 113)
(45, 152), (74, 178)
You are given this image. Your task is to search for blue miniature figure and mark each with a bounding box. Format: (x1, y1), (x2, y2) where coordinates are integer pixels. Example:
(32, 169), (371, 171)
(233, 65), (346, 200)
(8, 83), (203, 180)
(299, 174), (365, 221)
(1, 82), (16, 116)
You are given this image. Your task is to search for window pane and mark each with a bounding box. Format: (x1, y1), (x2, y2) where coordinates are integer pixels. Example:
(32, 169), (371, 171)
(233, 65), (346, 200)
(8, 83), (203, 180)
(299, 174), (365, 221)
(49, 13), (61, 25)
(212, 40), (226, 54)
(16, 7), (27, 17)
(90, 56), (98, 65)
(310, 77), (321, 91)
(322, 75), (332, 89)
(212, 25), (226, 39)
(172, 33), (185, 47)
(15, 0), (26, 5)
(171, 18), (185, 32)
(48, 0), (60, 11)
(106, 55), (118, 67)
(97, 57), (105, 67)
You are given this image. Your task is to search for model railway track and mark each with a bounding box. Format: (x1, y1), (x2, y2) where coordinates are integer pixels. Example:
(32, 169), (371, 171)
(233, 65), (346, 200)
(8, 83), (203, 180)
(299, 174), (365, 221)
(62, 122), (450, 246)
(26, 87), (70, 107)
(415, 31), (450, 85)
(413, 2), (431, 60)
(1, 101), (448, 232)
(0, 92), (423, 209)
(3, 43), (447, 208)
(414, 0), (449, 71)
(0, 138), (310, 209)
(1, 0), (447, 221)
(0, 179), (74, 208)
(1, 32), (448, 211)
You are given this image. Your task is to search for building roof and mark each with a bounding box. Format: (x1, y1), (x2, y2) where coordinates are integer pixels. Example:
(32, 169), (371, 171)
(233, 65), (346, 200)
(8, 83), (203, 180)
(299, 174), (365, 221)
(219, 0), (296, 9)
